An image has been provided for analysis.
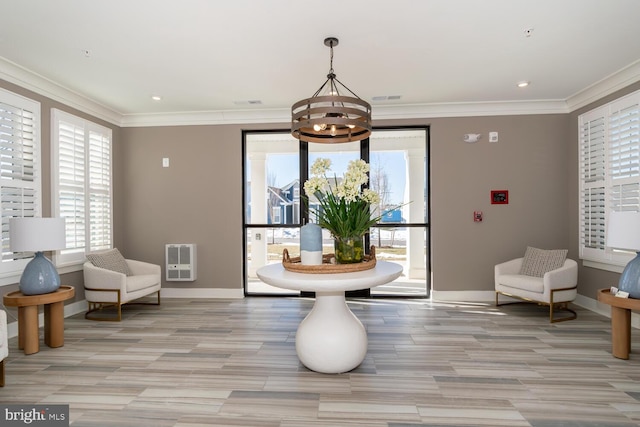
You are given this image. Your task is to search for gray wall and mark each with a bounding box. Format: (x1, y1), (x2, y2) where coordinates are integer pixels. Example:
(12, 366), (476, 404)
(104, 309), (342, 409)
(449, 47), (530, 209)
(428, 115), (571, 292)
(4, 76), (640, 300)
(121, 114), (572, 295)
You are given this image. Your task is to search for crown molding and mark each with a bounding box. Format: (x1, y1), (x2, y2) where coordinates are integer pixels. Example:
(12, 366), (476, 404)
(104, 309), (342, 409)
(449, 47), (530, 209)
(120, 99), (570, 128)
(119, 108), (291, 127)
(0, 56), (122, 126)
(371, 99), (569, 120)
(3, 54), (639, 128)
(566, 59), (640, 112)
(93, 100), (574, 127)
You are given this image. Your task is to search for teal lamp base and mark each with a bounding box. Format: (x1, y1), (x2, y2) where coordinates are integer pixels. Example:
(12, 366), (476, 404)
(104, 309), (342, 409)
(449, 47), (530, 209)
(618, 251), (640, 299)
(19, 251), (61, 295)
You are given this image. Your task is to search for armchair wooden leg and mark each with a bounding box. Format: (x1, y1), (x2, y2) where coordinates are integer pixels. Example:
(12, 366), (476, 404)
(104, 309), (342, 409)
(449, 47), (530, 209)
(0, 359), (5, 387)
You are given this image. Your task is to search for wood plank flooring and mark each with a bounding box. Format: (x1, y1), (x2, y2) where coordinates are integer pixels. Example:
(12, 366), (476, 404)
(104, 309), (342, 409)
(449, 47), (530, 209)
(1, 297), (639, 426)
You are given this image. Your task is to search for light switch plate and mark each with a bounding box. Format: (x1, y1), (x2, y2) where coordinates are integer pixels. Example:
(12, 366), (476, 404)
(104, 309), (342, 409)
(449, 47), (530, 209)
(162, 158), (170, 167)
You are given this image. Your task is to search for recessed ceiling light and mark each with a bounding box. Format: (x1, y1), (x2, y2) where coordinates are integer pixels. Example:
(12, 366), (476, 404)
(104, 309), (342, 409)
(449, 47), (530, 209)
(372, 95), (402, 101)
(517, 81), (530, 88)
(233, 100), (263, 105)
(151, 95), (162, 101)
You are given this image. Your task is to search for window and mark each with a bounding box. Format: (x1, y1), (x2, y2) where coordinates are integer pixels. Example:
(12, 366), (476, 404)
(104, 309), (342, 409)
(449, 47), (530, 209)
(579, 89), (640, 268)
(271, 206), (281, 224)
(52, 109), (112, 266)
(0, 88), (41, 277)
(243, 128), (430, 297)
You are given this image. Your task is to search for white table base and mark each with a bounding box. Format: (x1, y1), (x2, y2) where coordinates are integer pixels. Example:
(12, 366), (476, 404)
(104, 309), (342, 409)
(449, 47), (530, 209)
(255, 261), (403, 374)
(296, 291), (367, 374)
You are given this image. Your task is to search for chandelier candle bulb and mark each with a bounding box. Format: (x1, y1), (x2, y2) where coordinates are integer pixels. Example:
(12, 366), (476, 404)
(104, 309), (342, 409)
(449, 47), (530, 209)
(300, 223), (323, 265)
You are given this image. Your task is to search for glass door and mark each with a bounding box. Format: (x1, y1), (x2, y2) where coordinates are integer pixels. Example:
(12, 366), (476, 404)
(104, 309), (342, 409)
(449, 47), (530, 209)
(244, 132), (300, 295)
(243, 128), (429, 297)
(369, 129), (429, 296)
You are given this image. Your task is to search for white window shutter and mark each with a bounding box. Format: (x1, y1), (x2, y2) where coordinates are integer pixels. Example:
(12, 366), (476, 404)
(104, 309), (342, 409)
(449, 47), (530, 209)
(579, 110), (607, 260)
(579, 89), (640, 268)
(52, 109), (112, 266)
(88, 129), (112, 252)
(57, 119), (86, 257)
(609, 100), (640, 211)
(0, 93), (41, 268)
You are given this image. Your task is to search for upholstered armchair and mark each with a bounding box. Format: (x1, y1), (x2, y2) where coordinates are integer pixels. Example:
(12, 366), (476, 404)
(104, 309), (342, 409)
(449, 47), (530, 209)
(495, 247), (578, 323)
(1, 309), (8, 386)
(83, 249), (161, 321)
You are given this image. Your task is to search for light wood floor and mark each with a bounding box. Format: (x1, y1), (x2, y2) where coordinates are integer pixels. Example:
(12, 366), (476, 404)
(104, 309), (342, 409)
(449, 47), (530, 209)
(1, 297), (639, 426)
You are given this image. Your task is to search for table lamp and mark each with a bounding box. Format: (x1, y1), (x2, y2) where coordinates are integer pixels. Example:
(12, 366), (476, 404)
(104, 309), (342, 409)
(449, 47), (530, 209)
(9, 217), (66, 295)
(607, 211), (640, 298)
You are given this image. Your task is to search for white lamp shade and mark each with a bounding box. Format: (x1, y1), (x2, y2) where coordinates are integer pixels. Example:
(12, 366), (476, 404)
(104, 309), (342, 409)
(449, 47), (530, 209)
(9, 217), (66, 252)
(607, 211), (640, 252)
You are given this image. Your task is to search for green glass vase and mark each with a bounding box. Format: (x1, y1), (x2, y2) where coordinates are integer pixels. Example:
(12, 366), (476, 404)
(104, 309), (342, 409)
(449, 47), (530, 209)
(334, 236), (365, 264)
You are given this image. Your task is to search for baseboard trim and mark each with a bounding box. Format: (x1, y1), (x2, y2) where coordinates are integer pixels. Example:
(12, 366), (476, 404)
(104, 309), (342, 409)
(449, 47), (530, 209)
(160, 288), (245, 299)
(572, 293), (640, 329)
(431, 289), (639, 329)
(431, 290), (497, 302)
(4, 289), (635, 339)
(4, 289), (244, 338)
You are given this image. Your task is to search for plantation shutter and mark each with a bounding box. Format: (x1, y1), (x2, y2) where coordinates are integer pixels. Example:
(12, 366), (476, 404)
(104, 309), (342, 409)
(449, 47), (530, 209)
(88, 128), (111, 251)
(579, 89), (640, 267)
(57, 118), (86, 257)
(579, 110), (606, 260)
(52, 109), (112, 265)
(0, 91), (41, 267)
(608, 99), (640, 212)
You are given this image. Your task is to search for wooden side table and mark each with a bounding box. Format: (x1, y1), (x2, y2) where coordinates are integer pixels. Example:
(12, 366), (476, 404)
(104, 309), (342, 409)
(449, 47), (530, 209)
(598, 288), (640, 359)
(3, 286), (75, 355)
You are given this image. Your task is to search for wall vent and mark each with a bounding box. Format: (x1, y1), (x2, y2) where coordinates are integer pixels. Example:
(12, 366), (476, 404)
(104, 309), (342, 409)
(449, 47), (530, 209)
(165, 244), (197, 281)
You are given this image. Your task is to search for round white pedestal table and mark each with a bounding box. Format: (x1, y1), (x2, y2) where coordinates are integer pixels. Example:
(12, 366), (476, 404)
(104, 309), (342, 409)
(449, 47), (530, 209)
(256, 261), (403, 374)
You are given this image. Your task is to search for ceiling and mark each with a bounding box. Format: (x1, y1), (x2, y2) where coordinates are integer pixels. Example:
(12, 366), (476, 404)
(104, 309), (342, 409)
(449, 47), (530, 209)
(1, 0), (640, 126)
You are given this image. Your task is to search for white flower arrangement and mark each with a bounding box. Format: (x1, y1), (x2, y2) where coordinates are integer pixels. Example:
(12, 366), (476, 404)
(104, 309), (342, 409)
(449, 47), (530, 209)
(304, 158), (382, 239)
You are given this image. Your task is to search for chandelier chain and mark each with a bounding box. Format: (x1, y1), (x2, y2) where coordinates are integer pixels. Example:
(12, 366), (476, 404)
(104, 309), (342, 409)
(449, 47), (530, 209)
(329, 41), (334, 75)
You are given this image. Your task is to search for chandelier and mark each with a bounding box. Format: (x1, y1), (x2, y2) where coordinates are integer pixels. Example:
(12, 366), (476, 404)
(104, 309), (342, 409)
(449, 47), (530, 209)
(291, 37), (372, 143)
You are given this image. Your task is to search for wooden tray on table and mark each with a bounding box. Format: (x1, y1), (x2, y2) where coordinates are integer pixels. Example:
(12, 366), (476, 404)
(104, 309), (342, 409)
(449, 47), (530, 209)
(282, 246), (376, 274)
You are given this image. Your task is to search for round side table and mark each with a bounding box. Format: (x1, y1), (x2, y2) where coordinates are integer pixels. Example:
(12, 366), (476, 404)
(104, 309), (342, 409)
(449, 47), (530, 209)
(3, 285), (75, 355)
(597, 288), (640, 359)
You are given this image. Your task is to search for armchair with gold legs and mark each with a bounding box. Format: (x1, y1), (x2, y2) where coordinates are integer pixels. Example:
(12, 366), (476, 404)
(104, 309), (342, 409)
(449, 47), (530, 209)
(83, 249), (161, 321)
(495, 248), (578, 323)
